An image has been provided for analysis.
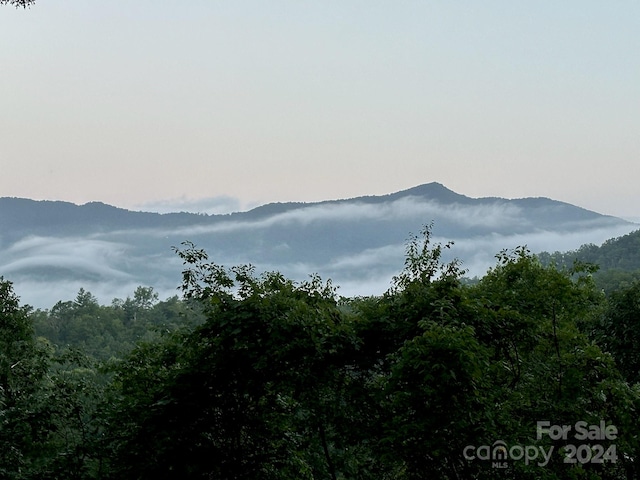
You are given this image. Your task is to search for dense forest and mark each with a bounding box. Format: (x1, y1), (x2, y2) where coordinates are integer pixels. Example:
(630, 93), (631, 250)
(2, 227), (640, 479)
(539, 228), (640, 293)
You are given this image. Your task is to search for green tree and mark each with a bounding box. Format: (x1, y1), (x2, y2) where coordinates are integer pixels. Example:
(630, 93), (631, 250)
(33, 286), (194, 362)
(354, 230), (638, 479)
(103, 244), (363, 479)
(354, 226), (491, 478)
(0, 278), (50, 476)
(468, 248), (636, 479)
(28, 348), (107, 479)
(594, 281), (640, 384)
(9, 226), (640, 479)
(591, 278), (640, 479)
(0, 0), (35, 7)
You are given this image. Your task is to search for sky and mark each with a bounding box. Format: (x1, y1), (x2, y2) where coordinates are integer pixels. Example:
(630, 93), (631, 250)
(1, 1), (639, 218)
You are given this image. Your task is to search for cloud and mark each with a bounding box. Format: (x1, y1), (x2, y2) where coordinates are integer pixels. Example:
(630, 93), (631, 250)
(11, 277), (181, 311)
(134, 195), (245, 215)
(2, 198), (638, 310)
(6, 235), (127, 258)
(137, 196), (527, 238)
(437, 223), (640, 278)
(327, 244), (404, 272)
(1, 255), (130, 280)
(1, 236), (131, 278)
(0, 235), (181, 308)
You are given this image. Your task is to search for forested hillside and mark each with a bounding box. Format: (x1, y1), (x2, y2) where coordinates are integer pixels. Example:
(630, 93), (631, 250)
(539, 228), (640, 292)
(2, 228), (640, 479)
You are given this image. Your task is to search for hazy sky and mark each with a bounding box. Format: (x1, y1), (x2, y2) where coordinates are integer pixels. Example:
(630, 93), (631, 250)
(2, 1), (639, 217)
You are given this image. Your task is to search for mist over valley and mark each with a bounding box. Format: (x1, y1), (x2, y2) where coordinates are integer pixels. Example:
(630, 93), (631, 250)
(1, 182), (637, 309)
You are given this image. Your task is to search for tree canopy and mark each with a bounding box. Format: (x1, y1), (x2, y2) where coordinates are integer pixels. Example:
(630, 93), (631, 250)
(1, 0), (35, 7)
(2, 228), (640, 478)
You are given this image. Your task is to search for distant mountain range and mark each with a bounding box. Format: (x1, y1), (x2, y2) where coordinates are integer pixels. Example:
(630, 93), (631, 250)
(1, 182), (637, 308)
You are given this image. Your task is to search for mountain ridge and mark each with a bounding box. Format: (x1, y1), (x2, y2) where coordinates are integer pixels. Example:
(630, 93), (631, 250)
(0, 182), (629, 228)
(1, 183), (636, 308)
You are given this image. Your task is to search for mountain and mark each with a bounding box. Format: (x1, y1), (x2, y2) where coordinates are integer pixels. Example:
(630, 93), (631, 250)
(539, 229), (640, 292)
(1, 182), (636, 308)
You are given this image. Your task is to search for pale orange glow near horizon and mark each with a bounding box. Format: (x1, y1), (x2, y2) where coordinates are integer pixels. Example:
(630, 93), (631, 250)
(1, 1), (639, 217)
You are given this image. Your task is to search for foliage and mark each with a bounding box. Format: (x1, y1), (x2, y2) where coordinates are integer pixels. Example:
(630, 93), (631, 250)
(2, 227), (640, 478)
(0, 0), (34, 7)
(538, 228), (640, 293)
(0, 278), (49, 476)
(593, 281), (640, 383)
(31, 287), (199, 361)
(467, 248), (634, 479)
(103, 244), (364, 479)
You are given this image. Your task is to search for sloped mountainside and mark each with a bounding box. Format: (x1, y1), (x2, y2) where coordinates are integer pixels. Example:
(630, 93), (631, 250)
(539, 228), (640, 292)
(0, 182), (636, 307)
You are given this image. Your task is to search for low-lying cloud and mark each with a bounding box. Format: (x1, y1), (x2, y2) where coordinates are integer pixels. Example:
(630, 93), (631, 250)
(135, 195), (247, 215)
(150, 197), (528, 238)
(3, 236), (131, 279)
(1, 197), (637, 309)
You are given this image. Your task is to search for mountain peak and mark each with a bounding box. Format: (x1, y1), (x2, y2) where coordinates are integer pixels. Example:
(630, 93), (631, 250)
(2, 186), (636, 308)
(387, 182), (471, 203)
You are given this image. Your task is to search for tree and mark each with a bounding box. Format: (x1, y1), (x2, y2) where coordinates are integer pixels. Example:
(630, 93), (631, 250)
(11, 228), (640, 478)
(29, 348), (107, 478)
(355, 232), (637, 479)
(104, 244), (363, 479)
(594, 280), (640, 383)
(356, 226), (491, 478)
(0, 0), (35, 7)
(0, 278), (50, 475)
(468, 248), (635, 478)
